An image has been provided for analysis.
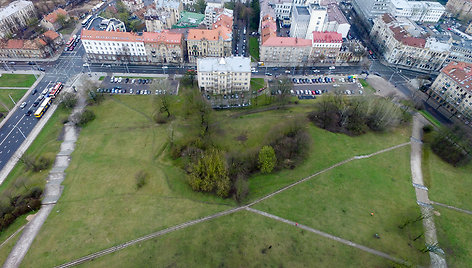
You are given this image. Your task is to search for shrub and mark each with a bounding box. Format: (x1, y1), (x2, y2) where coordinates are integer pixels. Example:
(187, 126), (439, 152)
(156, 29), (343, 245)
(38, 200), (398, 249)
(59, 92), (78, 110)
(234, 176), (249, 203)
(258, 146), (276, 173)
(33, 156), (52, 172)
(76, 109), (96, 127)
(135, 170), (148, 189)
(189, 148), (231, 198)
(423, 125), (433, 133)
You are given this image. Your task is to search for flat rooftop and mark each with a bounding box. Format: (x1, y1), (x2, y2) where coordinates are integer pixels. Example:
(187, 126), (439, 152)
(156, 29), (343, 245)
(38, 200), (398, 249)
(198, 57), (251, 73)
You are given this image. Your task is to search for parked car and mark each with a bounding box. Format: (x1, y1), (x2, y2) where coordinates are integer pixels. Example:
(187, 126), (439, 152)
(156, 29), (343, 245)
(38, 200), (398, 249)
(329, 66), (336, 70)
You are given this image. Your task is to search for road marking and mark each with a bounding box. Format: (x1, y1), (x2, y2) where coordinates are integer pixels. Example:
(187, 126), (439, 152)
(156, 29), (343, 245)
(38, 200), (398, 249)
(0, 114), (26, 146)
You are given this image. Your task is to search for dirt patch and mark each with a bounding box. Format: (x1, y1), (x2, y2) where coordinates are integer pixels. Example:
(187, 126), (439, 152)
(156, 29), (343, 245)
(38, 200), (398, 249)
(366, 75), (408, 100)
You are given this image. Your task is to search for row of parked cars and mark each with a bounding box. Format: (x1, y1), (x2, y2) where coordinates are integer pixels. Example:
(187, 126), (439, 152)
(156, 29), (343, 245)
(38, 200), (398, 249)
(293, 77), (337, 84)
(291, 89), (326, 95)
(110, 77), (153, 84)
(97, 87), (167, 95)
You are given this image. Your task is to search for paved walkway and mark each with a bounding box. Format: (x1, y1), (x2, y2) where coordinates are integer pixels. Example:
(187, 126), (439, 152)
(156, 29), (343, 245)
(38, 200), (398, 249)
(431, 201), (472, 215)
(245, 207), (408, 265)
(55, 142), (412, 267)
(410, 114), (447, 268)
(3, 76), (87, 268)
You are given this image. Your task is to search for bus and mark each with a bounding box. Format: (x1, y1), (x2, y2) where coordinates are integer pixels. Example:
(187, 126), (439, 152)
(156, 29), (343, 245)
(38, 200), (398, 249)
(49, 82), (63, 98)
(82, 14), (92, 27)
(66, 37), (75, 47)
(34, 97), (52, 118)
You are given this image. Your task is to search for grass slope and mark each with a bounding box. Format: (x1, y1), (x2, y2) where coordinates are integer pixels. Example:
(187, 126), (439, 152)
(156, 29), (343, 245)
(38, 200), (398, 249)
(0, 74), (36, 88)
(80, 211), (393, 268)
(21, 96), (231, 267)
(423, 147), (472, 210)
(435, 208), (472, 267)
(253, 146), (430, 265)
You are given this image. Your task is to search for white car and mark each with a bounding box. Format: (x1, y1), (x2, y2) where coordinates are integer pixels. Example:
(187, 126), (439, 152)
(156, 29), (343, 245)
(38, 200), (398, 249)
(118, 77), (122, 83)
(20, 102), (27, 109)
(329, 66), (336, 70)
(313, 69), (320, 73)
(129, 89), (133, 94)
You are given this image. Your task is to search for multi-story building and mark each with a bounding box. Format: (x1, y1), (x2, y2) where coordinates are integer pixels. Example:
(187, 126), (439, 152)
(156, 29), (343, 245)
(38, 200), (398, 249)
(290, 4), (327, 39)
(0, 38), (53, 58)
(197, 57), (251, 94)
(81, 29), (147, 62)
(370, 13), (449, 71)
(41, 8), (70, 31)
(260, 36), (312, 66)
(122, 0), (144, 12)
(0, 0), (36, 38)
(466, 21), (472, 34)
(143, 30), (184, 63)
(272, 0), (293, 20)
(311, 31), (342, 63)
(388, 0), (444, 23)
(204, 3), (233, 29)
(446, 0), (472, 21)
(186, 27), (232, 63)
(337, 40), (366, 63)
(321, 0), (350, 38)
(87, 16), (126, 32)
(428, 61), (472, 119)
(354, 0), (444, 23)
(144, 0), (182, 32)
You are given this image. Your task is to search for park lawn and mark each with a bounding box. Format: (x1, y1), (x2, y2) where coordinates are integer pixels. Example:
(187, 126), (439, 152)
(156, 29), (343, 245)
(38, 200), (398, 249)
(0, 107), (70, 197)
(249, 37), (259, 61)
(0, 74), (36, 88)
(0, 89), (27, 113)
(419, 110), (441, 127)
(0, 212), (35, 263)
(250, 78), (265, 92)
(359, 79), (376, 93)
(247, 115), (411, 200)
(253, 146), (430, 266)
(21, 96), (232, 267)
(79, 210), (393, 268)
(423, 147), (472, 210)
(435, 208), (472, 267)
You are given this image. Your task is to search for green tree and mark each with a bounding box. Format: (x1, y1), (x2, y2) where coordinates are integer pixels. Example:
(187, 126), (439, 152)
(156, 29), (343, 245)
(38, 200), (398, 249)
(258, 145), (276, 173)
(249, 0), (260, 30)
(189, 148), (231, 197)
(194, 0), (207, 14)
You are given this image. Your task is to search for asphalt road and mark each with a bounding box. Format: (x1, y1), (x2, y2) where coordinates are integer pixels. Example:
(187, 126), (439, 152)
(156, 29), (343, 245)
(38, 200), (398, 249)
(0, 40), (85, 171)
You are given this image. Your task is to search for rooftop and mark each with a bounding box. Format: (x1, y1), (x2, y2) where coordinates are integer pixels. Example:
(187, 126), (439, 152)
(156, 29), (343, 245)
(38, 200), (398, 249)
(262, 36), (312, 47)
(44, 8), (67, 24)
(312, 31), (343, 43)
(296, 6), (310, 16)
(142, 30), (182, 44)
(326, 3), (348, 24)
(442, 61), (472, 92)
(81, 29), (144, 42)
(187, 27), (232, 41)
(42, 30), (60, 40)
(0, 0), (33, 20)
(197, 57), (251, 73)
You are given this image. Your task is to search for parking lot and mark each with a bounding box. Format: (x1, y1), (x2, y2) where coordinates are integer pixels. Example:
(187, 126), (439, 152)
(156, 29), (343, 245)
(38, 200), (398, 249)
(99, 76), (178, 95)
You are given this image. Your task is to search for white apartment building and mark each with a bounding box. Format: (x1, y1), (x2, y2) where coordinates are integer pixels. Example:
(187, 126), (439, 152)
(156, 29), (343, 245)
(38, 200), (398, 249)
(428, 61), (472, 119)
(354, 0), (444, 23)
(322, 0), (350, 38)
(81, 29), (147, 62)
(389, 0), (444, 23)
(273, 0), (293, 20)
(204, 3), (233, 29)
(370, 13), (449, 71)
(144, 0), (182, 32)
(290, 4), (327, 39)
(0, 0), (36, 38)
(197, 57), (251, 94)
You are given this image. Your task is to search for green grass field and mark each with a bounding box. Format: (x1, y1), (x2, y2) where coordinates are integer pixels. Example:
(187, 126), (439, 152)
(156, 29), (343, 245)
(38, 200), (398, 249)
(435, 208), (472, 267)
(72, 211), (394, 268)
(419, 110), (441, 127)
(0, 212), (35, 262)
(21, 96), (231, 267)
(250, 78), (265, 92)
(253, 146), (429, 265)
(0, 74), (36, 88)
(423, 146), (472, 210)
(21, 96), (415, 266)
(249, 37), (259, 61)
(359, 79), (376, 93)
(0, 89), (27, 114)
